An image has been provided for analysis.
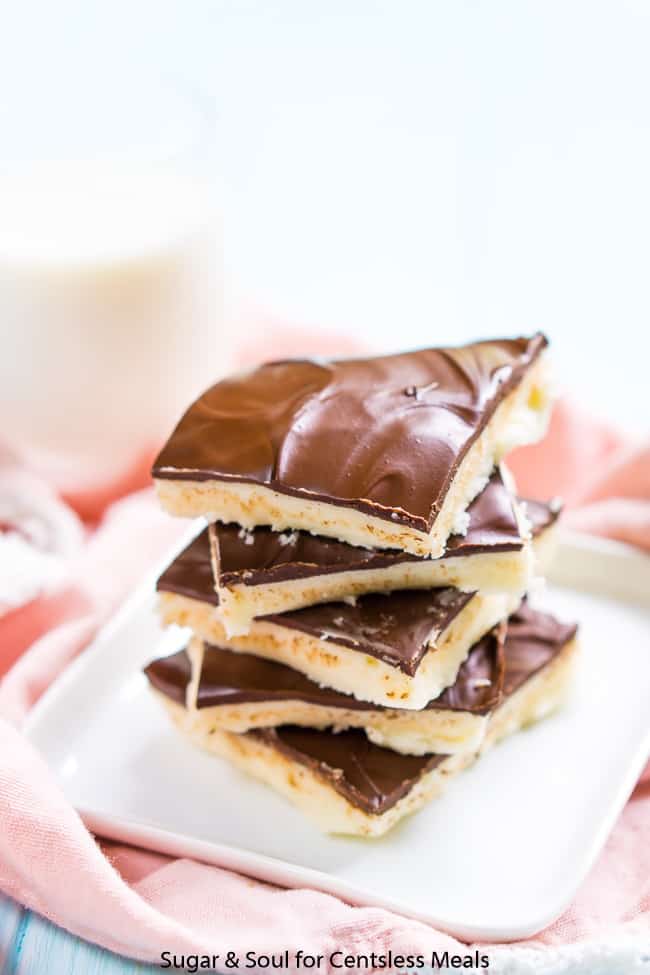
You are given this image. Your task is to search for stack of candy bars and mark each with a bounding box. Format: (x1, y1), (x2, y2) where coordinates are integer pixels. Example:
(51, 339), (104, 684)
(145, 334), (579, 837)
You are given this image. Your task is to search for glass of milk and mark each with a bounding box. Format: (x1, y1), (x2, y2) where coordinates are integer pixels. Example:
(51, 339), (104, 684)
(0, 70), (226, 485)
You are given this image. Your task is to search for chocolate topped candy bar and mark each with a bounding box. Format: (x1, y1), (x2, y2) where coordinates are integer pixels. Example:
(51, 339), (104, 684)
(157, 546), (520, 709)
(207, 469), (560, 634)
(145, 625), (505, 756)
(480, 601), (579, 751)
(212, 470), (525, 585)
(497, 600), (577, 698)
(151, 604), (578, 836)
(156, 494), (558, 707)
(153, 334), (551, 557)
(249, 726), (446, 819)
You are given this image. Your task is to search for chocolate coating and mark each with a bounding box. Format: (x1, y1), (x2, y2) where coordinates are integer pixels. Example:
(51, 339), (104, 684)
(153, 335), (547, 532)
(156, 531), (475, 675)
(212, 469), (526, 587)
(145, 626), (504, 715)
(158, 532), (219, 607)
(253, 726), (445, 815)
(249, 604), (577, 814)
(261, 588), (475, 674)
(501, 601), (577, 696)
(155, 485), (560, 676)
(157, 479), (558, 600)
(146, 604), (577, 815)
(522, 497), (561, 537)
(145, 651), (191, 707)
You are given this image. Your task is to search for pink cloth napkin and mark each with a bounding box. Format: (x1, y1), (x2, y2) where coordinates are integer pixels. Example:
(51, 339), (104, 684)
(1, 395), (649, 970)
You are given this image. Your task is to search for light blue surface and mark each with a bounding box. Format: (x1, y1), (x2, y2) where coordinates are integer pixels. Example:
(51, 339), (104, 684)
(0, 894), (158, 975)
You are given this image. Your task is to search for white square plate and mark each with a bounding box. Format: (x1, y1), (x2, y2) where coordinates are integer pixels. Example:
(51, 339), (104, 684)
(24, 530), (650, 942)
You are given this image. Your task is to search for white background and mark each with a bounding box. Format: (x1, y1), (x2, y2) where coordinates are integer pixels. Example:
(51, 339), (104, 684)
(1, 0), (649, 431)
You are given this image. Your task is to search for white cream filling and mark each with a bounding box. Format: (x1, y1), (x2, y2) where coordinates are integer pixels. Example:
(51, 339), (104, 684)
(213, 504), (553, 638)
(215, 547), (532, 637)
(155, 635), (577, 837)
(179, 650), (490, 756)
(159, 588), (521, 710)
(160, 694), (473, 837)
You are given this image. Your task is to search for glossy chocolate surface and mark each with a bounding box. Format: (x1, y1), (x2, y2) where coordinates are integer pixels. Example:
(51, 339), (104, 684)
(155, 487), (560, 675)
(248, 603), (576, 814)
(211, 469), (527, 587)
(253, 726), (446, 815)
(157, 532), (475, 674)
(158, 480), (558, 600)
(154, 335), (547, 532)
(261, 587), (475, 674)
(501, 601), (577, 696)
(146, 604), (576, 815)
(145, 625), (504, 715)
(157, 533), (219, 606)
(522, 497), (561, 537)
(145, 650), (191, 707)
